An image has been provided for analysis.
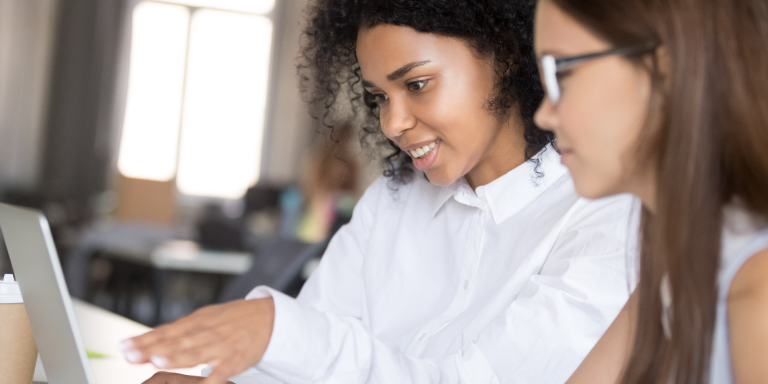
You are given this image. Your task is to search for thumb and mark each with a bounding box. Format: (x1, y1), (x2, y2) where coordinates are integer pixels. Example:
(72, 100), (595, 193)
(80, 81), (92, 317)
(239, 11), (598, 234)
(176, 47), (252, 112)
(199, 367), (235, 384)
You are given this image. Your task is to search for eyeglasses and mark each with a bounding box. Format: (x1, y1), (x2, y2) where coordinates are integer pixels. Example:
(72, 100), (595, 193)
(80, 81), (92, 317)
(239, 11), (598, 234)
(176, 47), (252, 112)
(539, 43), (657, 104)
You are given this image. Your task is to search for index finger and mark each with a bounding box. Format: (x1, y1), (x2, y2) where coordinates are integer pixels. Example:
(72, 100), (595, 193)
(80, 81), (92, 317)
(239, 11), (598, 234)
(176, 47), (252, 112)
(120, 319), (205, 364)
(124, 308), (214, 348)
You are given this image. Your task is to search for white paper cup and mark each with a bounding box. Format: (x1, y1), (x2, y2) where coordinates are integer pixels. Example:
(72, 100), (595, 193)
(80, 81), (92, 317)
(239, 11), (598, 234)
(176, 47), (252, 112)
(0, 274), (38, 384)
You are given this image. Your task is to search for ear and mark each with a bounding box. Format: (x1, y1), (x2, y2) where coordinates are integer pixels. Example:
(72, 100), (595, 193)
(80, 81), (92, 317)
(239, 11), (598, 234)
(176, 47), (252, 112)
(648, 45), (671, 92)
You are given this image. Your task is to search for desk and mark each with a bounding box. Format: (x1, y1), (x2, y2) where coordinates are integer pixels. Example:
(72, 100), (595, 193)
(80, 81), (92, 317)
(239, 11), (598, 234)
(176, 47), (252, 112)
(108, 240), (252, 275)
(66, 222), (252, 297)
(121, 240), (252, 324)
(34, 298), (205, 383)
(66, 222), (253, 324)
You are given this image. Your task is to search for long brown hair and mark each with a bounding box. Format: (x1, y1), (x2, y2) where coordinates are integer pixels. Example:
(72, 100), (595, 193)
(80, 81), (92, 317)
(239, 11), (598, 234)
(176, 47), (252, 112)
(548, 0), (768, 382)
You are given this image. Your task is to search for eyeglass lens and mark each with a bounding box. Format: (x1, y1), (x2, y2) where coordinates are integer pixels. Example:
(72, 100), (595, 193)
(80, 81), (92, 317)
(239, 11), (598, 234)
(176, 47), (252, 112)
(541, 55), (560, 103)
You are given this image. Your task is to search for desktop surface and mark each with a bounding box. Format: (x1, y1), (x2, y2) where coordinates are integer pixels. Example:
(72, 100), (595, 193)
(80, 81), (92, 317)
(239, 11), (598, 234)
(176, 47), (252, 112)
(35, 299), (204, 384)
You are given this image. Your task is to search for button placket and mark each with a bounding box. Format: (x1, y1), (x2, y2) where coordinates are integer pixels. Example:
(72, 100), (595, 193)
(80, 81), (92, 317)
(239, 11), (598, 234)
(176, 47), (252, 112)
(415, 198), (484, 350)
(464, 209), (484, 289)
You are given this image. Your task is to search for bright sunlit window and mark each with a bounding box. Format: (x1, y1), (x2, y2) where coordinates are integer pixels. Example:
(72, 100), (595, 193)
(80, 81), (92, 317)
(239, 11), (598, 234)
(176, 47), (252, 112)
(117, 0), (274, 199)
(158, 0), (275, 14)
(118, 2), (189, 181)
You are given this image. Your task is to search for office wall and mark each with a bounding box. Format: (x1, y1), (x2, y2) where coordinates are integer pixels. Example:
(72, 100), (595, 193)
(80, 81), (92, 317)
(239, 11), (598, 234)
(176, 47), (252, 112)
(259, 0), (314, 185)
(0, 0), (59, 194)
(41, 0), (128, 206)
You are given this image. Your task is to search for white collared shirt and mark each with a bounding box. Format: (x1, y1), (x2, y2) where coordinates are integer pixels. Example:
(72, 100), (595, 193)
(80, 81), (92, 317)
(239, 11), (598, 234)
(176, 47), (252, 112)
(227, 146), (639, 384)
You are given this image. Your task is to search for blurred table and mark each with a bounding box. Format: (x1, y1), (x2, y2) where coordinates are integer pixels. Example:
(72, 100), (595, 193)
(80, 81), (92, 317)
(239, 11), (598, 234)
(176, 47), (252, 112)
(115, 240), (252, 325)
(107, 240), (252, 275)
(65, 222), (253, 325)
(34, 298), (205, 383)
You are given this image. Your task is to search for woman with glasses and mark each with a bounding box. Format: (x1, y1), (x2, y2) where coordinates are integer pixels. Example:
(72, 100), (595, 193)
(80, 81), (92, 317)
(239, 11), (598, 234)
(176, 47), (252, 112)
(534, 0), (768, 382)
(126, 0), (639, 383)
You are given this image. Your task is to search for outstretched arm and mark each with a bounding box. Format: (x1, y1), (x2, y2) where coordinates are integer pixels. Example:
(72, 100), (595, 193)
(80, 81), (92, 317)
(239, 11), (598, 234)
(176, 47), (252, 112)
(122, 185), (638, 384)
(121, 178), (386, 384)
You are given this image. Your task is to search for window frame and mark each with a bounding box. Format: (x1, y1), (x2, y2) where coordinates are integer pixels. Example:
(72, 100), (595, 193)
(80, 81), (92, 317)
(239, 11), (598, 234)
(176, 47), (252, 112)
(115, 0), (283, 205)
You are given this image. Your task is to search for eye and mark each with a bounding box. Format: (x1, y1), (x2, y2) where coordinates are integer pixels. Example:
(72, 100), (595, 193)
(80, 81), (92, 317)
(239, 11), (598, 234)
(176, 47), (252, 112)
(371, 93), (389, 104)
(555, 69), (573, 80)
(407, 80), (427, 92)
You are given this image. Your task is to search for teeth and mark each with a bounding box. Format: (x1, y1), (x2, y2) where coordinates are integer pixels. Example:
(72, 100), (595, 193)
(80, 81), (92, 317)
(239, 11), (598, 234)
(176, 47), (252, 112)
(408, 141), (438, 159)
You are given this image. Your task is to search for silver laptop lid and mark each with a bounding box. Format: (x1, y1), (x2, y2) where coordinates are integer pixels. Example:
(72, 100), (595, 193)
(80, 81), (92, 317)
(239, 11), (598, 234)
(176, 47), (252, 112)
(0, 203), (94, 384)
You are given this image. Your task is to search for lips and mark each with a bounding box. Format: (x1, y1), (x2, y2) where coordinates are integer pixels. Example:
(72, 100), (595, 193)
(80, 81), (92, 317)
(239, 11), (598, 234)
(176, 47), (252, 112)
(558, 148), (573, 164)
(405, 140), (437, 159)
(404, 140), (440, 171)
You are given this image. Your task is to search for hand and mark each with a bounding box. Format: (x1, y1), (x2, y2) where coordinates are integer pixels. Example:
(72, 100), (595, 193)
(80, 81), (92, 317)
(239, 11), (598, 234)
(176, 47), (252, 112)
(121, 298), (275, 384)
(142, 372), (234, 384)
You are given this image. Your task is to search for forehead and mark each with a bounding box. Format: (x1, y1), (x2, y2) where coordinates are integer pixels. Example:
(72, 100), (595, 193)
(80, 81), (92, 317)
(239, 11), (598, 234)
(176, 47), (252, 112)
(534, 0), (609, 56)
(356, 25), (477, 79)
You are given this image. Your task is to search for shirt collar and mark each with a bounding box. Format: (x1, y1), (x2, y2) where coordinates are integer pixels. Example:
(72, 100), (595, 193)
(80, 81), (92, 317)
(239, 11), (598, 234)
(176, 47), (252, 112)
(431, 144), (568, 223)
(432, 176), (468, 216)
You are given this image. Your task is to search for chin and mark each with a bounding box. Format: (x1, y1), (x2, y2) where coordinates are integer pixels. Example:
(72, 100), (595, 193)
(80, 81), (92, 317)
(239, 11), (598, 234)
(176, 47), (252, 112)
(424, 169), (460, 187)
(572, 177), (617, 200)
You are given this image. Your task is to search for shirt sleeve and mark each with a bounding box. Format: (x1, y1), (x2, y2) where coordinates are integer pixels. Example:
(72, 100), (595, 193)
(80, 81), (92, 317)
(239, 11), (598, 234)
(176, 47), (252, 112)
(234, 191), (639, 384)
(224, 177), (384, 384)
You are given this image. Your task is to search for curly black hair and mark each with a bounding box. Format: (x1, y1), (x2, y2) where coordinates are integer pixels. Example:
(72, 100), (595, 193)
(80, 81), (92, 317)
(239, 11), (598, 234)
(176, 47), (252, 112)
(298, 0), (553, 185)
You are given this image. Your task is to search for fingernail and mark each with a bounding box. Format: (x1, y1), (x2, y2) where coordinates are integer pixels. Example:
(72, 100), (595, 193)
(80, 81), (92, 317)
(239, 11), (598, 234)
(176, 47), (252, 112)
(118, 339), (134, 351)
(151, 355), (169, 368)
(125, 349), (142, 363)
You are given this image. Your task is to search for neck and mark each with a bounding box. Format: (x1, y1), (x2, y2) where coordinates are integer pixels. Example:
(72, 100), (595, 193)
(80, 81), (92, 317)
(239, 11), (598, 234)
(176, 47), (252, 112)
(632, 173), (657, 214)
(464, 117), (527, 191)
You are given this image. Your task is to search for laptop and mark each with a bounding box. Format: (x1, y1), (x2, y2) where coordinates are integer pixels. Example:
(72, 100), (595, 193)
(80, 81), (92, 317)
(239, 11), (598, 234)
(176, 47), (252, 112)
(0, 202), (211, 384)
(0, 203), (95, 383)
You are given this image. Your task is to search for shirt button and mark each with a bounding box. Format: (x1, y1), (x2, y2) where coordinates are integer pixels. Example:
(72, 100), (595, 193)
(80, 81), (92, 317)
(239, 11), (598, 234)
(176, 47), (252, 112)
(463, 280), (469, 290)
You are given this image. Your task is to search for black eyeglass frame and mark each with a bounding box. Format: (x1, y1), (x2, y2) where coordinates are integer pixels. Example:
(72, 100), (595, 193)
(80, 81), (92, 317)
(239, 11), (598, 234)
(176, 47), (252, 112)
(540, 43), (657, 104)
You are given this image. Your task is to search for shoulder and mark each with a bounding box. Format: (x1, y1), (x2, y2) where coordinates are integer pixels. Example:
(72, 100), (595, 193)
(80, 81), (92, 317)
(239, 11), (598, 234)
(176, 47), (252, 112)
(565, 193), (642, 232)
(726, 245), (768, 383)
(729, 246), (768, 303)
(549, 193), (641, 263)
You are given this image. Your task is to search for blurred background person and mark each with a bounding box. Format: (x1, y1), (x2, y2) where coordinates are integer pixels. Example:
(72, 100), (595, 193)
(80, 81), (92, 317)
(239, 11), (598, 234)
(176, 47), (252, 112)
(295, 124), (358, 243)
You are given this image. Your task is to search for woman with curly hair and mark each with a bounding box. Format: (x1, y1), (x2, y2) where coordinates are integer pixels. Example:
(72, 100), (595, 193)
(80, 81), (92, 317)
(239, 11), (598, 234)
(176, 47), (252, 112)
(126, 1), (639, 383)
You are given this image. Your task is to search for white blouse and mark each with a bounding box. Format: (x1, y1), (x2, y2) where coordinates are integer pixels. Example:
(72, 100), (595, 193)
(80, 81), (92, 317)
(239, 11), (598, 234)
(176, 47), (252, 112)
(225, 146), (640, 384)
(709, 206), (768, 383)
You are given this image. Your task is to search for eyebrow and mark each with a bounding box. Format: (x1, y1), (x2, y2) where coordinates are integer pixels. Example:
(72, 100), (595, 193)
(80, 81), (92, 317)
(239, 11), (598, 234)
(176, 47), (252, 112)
(387, 60), (431, 81)
(361, 60), (432, 88)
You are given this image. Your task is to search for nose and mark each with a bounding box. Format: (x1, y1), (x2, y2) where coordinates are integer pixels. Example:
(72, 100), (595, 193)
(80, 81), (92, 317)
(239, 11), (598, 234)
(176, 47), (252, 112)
(380, 96), (417, 140)
(534, 96), (558, 133)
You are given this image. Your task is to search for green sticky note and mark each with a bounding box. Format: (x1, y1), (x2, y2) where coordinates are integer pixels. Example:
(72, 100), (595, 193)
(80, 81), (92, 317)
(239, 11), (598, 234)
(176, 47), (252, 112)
(86, 349), (110, 359)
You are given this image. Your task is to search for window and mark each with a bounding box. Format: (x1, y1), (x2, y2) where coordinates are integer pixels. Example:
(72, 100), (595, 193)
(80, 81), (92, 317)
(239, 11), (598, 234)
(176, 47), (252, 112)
(117, 0), (274, 199)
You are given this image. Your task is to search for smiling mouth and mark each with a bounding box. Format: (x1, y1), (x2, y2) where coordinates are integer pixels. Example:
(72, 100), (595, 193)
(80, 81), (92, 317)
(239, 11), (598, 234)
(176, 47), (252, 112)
(405, 140), (437, 159)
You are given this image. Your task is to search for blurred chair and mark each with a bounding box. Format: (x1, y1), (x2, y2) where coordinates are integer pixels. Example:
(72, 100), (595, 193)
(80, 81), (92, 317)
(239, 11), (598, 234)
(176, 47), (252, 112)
(217, 237), (329, 302)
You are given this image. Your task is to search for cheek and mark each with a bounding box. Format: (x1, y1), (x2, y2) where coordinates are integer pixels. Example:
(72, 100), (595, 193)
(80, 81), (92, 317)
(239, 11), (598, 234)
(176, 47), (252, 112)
(421, 78), (494, 154)
(558, 67), (649, 198)
(559, 103), (622, 198)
